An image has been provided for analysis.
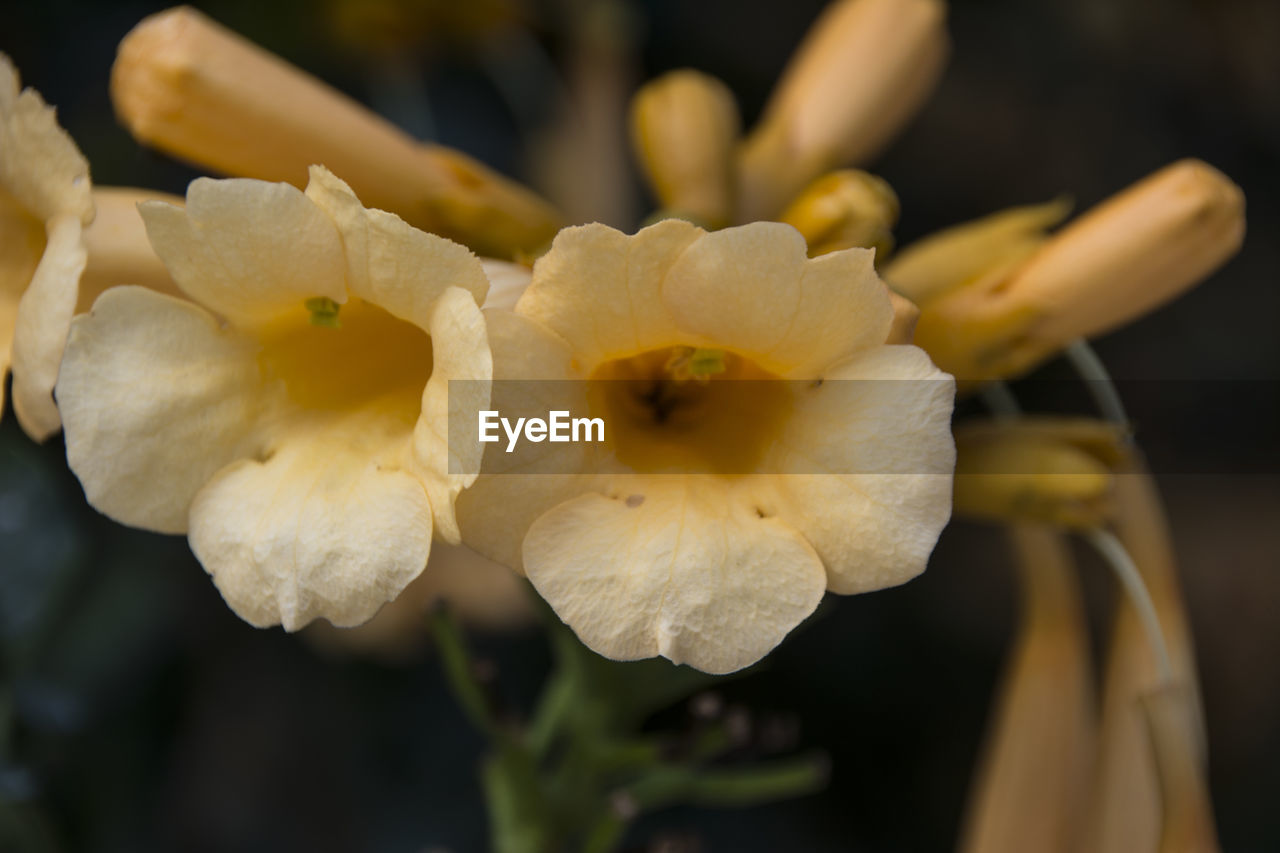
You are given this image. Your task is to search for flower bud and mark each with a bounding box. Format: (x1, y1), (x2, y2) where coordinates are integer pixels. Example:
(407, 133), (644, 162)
(80, 188), (181, 300)
(959, 524), (1094, 853)
(911, 160), (1245, 383)
(953, 417), (1130, 528)
(1140, 684), (1220, 853)
(630, 70), (741, 228)
(779, 169), (899, 259)
(736, 0), (948, 221)
(111, 6), (562, 257)
(886, 198), (1070, 305)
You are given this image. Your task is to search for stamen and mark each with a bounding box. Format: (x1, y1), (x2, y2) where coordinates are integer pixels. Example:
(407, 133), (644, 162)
(305, 296), (342, 328)
(665, 346), (727, 381)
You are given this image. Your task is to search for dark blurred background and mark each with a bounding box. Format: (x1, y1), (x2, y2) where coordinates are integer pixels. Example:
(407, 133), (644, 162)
(2, 0), (1278, 850)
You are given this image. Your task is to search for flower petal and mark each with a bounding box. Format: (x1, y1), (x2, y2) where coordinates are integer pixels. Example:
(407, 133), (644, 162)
(523, 479), (827, 674)
(140, 177), (346, 326)
(515, 218), (703, 369)
(479, 259), (532, 311)
(10, 214), (84, 440)
(763, 345), (955, 593)
(662, 222), (893, 375)
(0, 54), (93, 225)
(57, 286), (267, 533)
(304, 165), (489, 328)
(454, 309), (591, 571)
(412, 286), (492, 543)
(188, 429), (433, 631)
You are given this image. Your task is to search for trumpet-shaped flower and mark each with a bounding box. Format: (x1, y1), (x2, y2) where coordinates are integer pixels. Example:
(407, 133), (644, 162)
(1, 54), (94, 440)
(457, 219), (955, 673)
(57, 166), (492, 631)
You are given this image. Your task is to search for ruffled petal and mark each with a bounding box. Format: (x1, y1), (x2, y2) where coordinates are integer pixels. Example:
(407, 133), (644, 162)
(412, 286), (492, 543)
(57, 286), (268, 533)
(524, 478), (827, 674)
(662, 222), (893, 376)
(515, 219), (702, 369)
(139, 177), (346, 327)
(10, 215), (85, 439)
(188, 426), (433, 631)
(762, 345), (956, 593)
(304, 166), (489, 328)
(0, 54), (93, 225)
(454, 309), (590, 571)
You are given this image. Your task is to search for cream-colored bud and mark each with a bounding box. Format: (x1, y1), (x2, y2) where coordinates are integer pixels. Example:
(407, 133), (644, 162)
(779, 170), (898, 259)
(913, 160), (1245, 383)
(1140, 684), (1221, 853)
(886, 198), (1070, 305)
(630, 70), (741, 228)
(959, 524), (1094, 853)
(953, 417), (1130, 528)
(80, 188), (181, 302)
(111, 6), (562, 257)
(1082, 459), (1208, 853)
(736, 0), (948, 221)
(886, 288), (919, 344)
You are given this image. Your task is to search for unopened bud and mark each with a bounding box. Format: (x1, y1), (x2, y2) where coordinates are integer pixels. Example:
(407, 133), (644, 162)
(953, 417), (1131, 528)
(886, 198), (1070, 305)
(912, 160), (1245, 383)
(111, 6), (561, 256)
(630, 70), (741, 228)
(780, 170), (899, 259)
(737, 0), (948, 221)
(81, 188), (181, 303)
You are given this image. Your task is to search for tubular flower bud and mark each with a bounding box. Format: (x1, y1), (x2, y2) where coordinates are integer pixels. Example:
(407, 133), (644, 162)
(959, 524), (1095, 853)
(1083, 460), (1208, 853)
(779, 169), (899, 259)
(907, 160), (1245, 384)
(953, 417), (1131, 529)
(736, 0), (948, 221)
(82, 188), (182, 299)
(111, 6), (562, 257)
(630, 70), (741, 228)
(886, 198), (1071, 305)
(1140, 684), (1221, 853)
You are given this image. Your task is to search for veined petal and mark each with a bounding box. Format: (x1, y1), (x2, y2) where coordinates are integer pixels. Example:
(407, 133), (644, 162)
(662, 222), (893, 375)
(188, 426), (433, 631)
(455, 309), (591, 572)
(763, 345), (955, 593)
(479, 259), (532, 311)
(524, 478), (827, 674)
(515, 219), (703, 369)
(0, 54), (93, 225)
(11, 214), (84, 440)
(57, 286), (268, 533)
(140, 177), (346, 326)
(413, 286), (491, 543)
(304, 165), (489, 328)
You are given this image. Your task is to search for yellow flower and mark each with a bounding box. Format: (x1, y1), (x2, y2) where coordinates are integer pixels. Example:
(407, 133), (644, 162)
(56, 166), (493, 631)
(1, 54), (93, 440)
(457, 219), (955, 673)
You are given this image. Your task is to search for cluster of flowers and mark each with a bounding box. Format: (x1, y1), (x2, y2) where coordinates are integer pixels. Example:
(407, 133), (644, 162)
(0, 2), (1245, 845)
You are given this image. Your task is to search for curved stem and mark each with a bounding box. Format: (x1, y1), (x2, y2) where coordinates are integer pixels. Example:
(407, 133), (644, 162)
(1083, 527), (1174, 685)
(1065, 339), (1131, 429)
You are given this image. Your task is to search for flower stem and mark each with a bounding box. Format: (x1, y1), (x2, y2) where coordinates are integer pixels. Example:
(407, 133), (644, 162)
(1083, 527), (1175, 684)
